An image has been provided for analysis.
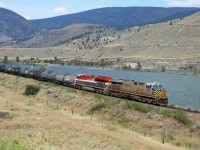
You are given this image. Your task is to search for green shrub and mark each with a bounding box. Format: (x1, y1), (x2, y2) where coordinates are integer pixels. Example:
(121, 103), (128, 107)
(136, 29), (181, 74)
(132, 103), (152, 113)
(0, 112), (9, 118)
(157, 109), (189, 125)
(122, 101), (134, 109)
(94, 93), (103, 101)
(118, 114), (129, 125)
(80, 90), (88, 96)
(157, 109), (173, 117)
(44, 82), (55, 87)
(23, 84), (40, 97)
(90, 103), (106, 113)
(122, 101), (153, 113)
(161, 66), (166, 72)
(105, 124), (117, 132)
(174, 110), (189, 125)
(64, 88), (77, 93)
(0, 139), (28, 150)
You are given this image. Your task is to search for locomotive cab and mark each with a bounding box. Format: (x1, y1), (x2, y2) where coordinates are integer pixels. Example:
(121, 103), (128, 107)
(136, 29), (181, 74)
(149, 82), (168, 104)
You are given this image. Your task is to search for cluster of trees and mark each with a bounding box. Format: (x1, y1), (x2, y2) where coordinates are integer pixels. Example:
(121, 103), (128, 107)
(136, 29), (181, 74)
(179, 65), (198, 75)
(1, 56), (64, 66)
(121, 62), (142, 71)
(2, 56), (20, 64)
(67, 58), (113, 68)
(43, 57), (64, 65)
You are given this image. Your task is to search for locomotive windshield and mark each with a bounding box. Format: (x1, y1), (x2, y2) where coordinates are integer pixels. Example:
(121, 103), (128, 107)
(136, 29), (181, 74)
(152, 83), (163, 90)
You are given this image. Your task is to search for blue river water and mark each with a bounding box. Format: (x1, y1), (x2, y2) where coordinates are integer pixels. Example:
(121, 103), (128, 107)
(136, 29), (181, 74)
(3, 64), (200, 111)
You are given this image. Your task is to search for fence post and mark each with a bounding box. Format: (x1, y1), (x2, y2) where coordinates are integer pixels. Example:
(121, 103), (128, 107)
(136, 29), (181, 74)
(189, 134), (192, 149)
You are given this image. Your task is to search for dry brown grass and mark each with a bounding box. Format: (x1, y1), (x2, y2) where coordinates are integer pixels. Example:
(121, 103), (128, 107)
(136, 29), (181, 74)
(0, 73), (199, 150)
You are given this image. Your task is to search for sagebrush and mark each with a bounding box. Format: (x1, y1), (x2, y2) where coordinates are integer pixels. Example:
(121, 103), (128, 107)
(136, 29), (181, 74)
(24, 84), (40, 97)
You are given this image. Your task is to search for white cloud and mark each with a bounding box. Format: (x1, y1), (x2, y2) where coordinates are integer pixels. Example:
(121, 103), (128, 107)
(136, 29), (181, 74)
(54, 6), (67, 14)
(165, 0), (200, 7)
(0, 2), (6, 7)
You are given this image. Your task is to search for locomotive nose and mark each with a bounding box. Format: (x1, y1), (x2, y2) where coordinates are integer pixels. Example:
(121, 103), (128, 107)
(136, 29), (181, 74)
(153, 89), (168, 100)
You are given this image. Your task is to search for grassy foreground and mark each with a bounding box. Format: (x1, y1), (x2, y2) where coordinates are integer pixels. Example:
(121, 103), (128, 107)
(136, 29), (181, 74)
(0, 73), (199, 150)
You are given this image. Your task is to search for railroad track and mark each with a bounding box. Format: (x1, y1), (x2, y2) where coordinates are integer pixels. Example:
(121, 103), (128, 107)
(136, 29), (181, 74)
(153, 102), (200, 114)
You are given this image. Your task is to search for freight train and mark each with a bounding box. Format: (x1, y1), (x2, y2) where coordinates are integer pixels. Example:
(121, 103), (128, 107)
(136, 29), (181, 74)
(0, 65), (168, 105)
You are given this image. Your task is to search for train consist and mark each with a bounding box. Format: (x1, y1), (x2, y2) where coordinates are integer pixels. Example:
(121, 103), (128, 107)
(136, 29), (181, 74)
(0, 65), (168, 105)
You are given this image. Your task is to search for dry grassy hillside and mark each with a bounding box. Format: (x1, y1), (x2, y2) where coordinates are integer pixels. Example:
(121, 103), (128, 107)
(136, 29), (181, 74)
(177, 12), (200, 24)
(2, 24), (115, 48)
(83, 12), (200, 60)
(0, 73), (200, 149)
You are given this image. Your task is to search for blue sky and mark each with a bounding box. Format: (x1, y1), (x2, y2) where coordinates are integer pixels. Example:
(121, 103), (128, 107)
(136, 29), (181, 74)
(0, 0), (200, 20)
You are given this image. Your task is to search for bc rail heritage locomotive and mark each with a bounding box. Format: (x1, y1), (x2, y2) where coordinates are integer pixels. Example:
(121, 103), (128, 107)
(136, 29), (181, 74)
(0, 65), (168, 105)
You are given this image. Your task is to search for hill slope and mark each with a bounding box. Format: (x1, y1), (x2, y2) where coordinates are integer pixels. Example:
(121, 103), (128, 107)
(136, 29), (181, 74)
(0, 73), (199, 149)
(2, 24), (116, 48)
(30, 7), (200, 30)
(0, 8), (35, 43)
(82, 11), (200, 60)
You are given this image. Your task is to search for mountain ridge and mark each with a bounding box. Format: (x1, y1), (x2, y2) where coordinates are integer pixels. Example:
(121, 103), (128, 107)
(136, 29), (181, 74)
(0, 6), (200, 44)
(30, 7), (200, 30)
(0, 7), (35, 42)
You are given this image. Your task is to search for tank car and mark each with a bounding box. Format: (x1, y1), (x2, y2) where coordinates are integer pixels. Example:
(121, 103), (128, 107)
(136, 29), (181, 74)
(30, 70), (43, 80)
(63, 74), (76, 86)
(47, 72), (57, 82)
(4, 66), (13, 73)
(55, 74), (65, 85)
(54, 74), (76, 86)
(0, 65), (6, 72)
(20, 68), (32, 77)
(40, 71), (52, 81)
(10, 67), (21, 75)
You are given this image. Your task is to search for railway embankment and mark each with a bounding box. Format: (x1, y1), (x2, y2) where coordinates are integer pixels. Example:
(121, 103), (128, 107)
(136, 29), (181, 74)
(0, 73), (200, 149)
